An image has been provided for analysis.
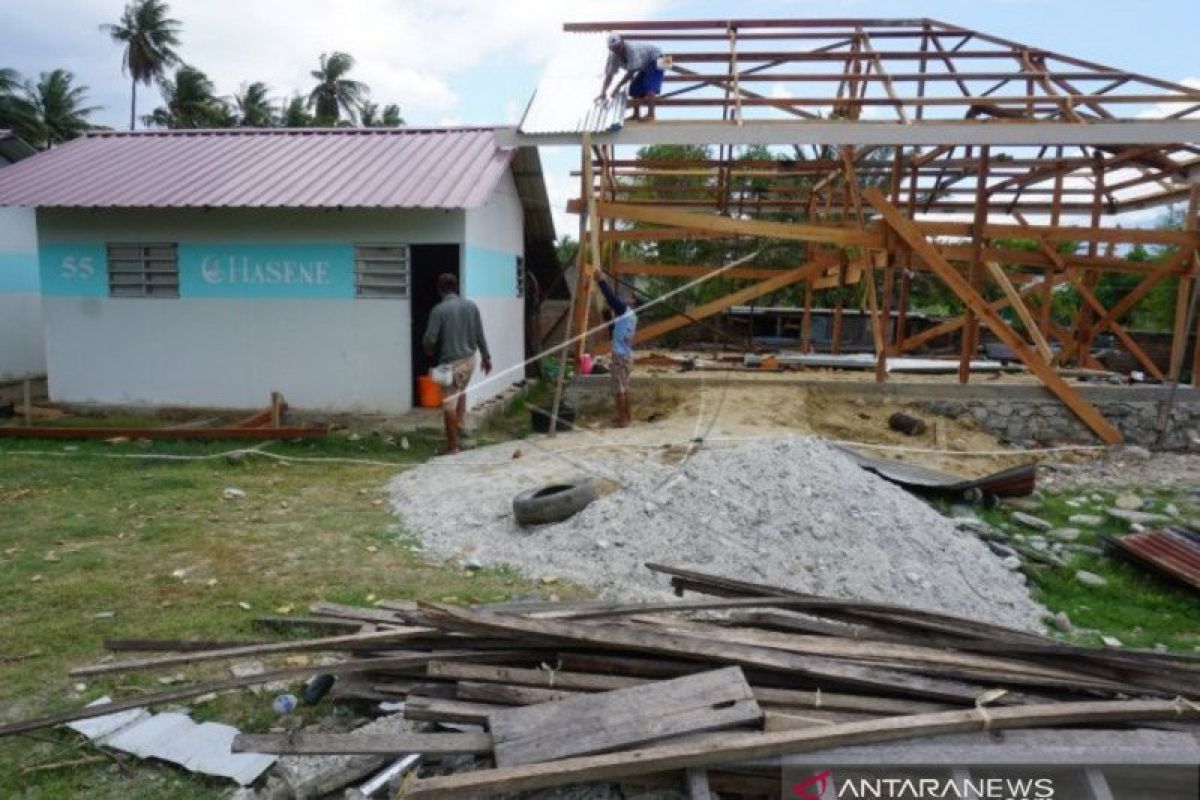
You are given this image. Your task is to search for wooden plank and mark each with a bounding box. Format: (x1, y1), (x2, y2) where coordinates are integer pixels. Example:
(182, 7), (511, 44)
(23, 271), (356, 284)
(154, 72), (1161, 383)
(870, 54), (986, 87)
(404, 696), (502, 725)
(487, 667), (762, 767)
(0, 425), (326, 440)
(455, 681), (581, 706)
(0, 650), (500, 738)
(863, 188), (1122, 444)
(596, 201), (885, 248)
(69, 626), (437, 678)
(231, 732), (492, 756)
(416, 604), (1000, 704)
(985, 262), (1054, 362)
(428, 661), (955, 716)
(404, 700), (1200, 799)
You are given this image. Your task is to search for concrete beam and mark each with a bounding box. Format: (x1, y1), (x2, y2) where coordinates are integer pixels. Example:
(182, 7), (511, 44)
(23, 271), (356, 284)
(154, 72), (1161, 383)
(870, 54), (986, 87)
(496, 120), (1200, 148)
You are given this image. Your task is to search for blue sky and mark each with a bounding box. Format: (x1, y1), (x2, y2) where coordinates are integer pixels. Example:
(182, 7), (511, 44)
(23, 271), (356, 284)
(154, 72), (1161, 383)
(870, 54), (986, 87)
(4, 0), (1198, 235)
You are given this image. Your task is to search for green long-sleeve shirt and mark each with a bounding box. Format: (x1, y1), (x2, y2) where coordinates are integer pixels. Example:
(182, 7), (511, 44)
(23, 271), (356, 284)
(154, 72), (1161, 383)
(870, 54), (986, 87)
(423, 293), (491, 365)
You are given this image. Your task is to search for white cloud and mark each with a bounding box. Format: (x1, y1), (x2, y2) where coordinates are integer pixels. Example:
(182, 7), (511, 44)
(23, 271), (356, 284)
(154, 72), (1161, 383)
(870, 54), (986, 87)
(1136, 77), (1200, 120)
(2, 0), (675, 126)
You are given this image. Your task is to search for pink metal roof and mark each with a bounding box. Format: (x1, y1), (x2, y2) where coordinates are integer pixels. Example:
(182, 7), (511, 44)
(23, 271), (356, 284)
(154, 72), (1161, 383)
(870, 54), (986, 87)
(0, 127), (516, 209)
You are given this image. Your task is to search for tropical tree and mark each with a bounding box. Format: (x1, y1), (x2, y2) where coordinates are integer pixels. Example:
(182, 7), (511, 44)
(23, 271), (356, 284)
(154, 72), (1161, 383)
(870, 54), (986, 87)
(359, 101), (404, 127)
(234, 81), (274, 127)
(101, 0), (183, 130)
(0, 68), (38, 143)
(145, 65), (228, 129)
(280, 95), (312, 128)
(22, 70), (99, 148)
(307, 52), (367, 125)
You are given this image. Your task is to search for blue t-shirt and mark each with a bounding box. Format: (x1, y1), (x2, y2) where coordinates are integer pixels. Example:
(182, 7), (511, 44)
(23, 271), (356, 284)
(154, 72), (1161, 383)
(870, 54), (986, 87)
(612, 307), (637, 358)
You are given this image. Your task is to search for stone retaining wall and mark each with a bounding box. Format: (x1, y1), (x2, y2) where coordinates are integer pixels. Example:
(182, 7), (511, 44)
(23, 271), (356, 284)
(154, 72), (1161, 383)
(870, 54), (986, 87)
(917, 398), (1200, 449)
(568, 374), (1200, 449)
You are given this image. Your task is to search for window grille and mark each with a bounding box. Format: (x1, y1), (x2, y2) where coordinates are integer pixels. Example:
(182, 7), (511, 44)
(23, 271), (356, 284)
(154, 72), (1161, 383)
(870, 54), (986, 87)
(107, 243), (179, 298)
(355, 244), (410, 298)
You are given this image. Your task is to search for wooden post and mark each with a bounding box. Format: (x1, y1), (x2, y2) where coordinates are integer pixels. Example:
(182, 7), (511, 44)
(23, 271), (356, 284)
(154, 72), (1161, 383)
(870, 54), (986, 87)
(801, 281), (814, 353)
(1189, 183), (1200, 387)
(22, 378), (32, 427)
(960, 146), (990, 383)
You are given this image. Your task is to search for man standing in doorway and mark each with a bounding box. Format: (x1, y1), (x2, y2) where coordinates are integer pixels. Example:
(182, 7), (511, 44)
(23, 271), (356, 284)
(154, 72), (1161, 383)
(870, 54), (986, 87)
(596, 272), (637, 427)
(596, 33), (664, 122)
(423, 273), (492, 454)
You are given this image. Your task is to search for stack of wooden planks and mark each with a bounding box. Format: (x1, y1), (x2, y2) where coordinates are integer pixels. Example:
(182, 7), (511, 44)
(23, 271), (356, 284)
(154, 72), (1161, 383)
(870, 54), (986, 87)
(3, 564), (1199, 798)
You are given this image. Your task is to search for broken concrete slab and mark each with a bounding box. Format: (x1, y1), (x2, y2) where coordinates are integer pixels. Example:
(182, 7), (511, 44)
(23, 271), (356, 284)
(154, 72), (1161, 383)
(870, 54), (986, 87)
(1068, 514), (1105, 527)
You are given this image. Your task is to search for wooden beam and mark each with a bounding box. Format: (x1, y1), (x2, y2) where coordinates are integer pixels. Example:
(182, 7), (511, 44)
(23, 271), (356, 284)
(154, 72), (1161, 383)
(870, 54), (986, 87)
(1068, 274), (1164, 380)
(618, 262), (798, 280)
(404, 700), (1200, 799)
(596, 258), (833, 354)
(961, 145), (991, 383)
(985, 262), (1053, 362)
(596, 201), (884, 248)
(863, 187), (1122, 444)
(1056, 259), (1182, 364)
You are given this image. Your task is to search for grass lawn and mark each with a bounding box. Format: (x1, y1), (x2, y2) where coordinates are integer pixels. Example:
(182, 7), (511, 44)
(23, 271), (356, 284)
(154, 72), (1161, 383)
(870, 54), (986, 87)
(0, 401), (578, 798)
(948, 486), (1200, 652)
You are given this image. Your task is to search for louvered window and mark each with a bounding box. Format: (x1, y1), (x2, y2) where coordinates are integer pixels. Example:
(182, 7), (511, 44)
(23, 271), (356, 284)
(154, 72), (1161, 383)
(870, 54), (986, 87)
(355, 244), (410, 298)
(107, 243), (179, 297)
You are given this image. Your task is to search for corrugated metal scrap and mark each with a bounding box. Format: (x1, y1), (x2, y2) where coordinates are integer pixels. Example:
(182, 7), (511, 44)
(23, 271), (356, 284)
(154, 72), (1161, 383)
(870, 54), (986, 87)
(1108, 526), (1200, 594)
(520, 33), (627, 135)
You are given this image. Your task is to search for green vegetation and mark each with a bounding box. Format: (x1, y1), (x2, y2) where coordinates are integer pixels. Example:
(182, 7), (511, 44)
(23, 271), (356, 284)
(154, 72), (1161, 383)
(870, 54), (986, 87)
(949, 487), (1200, 651)
(0, 418), (578, 797)
(1, 0), (407, 145)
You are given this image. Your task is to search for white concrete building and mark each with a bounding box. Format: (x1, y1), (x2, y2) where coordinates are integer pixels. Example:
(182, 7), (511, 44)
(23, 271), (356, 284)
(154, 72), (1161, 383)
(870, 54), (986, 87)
(0, 130), (42, 380)
(0, 128), (556, 413)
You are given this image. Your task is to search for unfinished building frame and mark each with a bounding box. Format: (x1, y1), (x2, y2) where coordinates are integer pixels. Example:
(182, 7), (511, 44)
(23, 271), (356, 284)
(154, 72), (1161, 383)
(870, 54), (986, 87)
(544, 18), (1200, 445)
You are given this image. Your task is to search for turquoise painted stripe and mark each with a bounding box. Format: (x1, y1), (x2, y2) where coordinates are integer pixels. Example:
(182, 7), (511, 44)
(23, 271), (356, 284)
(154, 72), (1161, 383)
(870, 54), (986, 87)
(179, 243), (355, 299)
(40, 243), (108, 297)
(0, 250), (39, 293)
(465, 247), (519, 298)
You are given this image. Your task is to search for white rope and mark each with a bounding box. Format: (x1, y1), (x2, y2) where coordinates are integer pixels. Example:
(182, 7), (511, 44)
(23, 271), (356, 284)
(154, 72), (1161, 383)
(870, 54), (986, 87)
(441, 249), (767, 406)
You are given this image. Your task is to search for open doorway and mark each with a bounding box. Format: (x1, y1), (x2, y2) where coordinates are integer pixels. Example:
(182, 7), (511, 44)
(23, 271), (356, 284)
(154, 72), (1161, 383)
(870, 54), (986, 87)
(410, 244), (461, 396)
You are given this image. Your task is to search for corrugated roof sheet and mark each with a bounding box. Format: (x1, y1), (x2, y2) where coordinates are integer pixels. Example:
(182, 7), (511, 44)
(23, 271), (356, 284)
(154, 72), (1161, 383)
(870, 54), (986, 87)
(520, 33), (627, 135)
(1110, 526), (1200, 594)
(0, 127), (515, 209)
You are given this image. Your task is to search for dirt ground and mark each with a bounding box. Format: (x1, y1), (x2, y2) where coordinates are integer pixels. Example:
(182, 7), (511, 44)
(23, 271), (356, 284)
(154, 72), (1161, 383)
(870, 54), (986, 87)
(577, 374), (1039, 479)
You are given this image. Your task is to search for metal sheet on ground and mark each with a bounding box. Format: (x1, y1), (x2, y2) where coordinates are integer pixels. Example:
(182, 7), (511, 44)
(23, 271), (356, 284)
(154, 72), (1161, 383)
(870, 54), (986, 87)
(67, 698), (276, 786)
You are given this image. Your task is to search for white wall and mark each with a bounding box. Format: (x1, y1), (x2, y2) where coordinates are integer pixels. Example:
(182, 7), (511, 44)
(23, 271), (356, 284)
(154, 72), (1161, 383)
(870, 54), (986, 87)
(0, 206), (44, 380)
(463, 170), (525, 406)
(39, 208), (465, 412)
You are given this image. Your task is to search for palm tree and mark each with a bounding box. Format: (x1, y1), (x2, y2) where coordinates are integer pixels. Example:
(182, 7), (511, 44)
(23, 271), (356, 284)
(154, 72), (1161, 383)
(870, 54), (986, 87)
(0, 68), (38, 143)
(145, 65), (228, 129)
(307, 52), (367, 125)
(234, 81), (274, 127)
(101, 0), (182, 130)
(360, 101), (404, 128)
(280, 95), (312, 128)
(23, 70), (99, 148)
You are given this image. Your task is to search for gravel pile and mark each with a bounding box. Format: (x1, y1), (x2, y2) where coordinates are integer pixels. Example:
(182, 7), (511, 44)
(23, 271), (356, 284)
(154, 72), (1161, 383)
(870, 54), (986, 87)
(387, 436), (1046, 630)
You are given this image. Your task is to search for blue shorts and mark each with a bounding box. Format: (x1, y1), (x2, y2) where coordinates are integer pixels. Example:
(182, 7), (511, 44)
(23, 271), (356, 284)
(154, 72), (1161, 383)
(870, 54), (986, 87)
(629, 67), (664, 98)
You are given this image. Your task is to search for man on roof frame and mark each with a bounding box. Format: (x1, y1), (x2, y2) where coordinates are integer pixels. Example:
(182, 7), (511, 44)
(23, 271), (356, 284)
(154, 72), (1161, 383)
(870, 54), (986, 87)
(596, 33), (664, 122)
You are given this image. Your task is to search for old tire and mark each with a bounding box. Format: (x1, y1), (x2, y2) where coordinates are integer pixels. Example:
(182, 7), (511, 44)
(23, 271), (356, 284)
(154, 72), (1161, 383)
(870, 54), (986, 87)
(513, 480), (597, 526)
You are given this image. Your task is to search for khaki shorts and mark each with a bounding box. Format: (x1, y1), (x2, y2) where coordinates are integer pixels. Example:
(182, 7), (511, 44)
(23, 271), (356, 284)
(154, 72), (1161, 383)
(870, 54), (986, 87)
(610, 353), (632, 394)
(442, 354), (475, 409)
